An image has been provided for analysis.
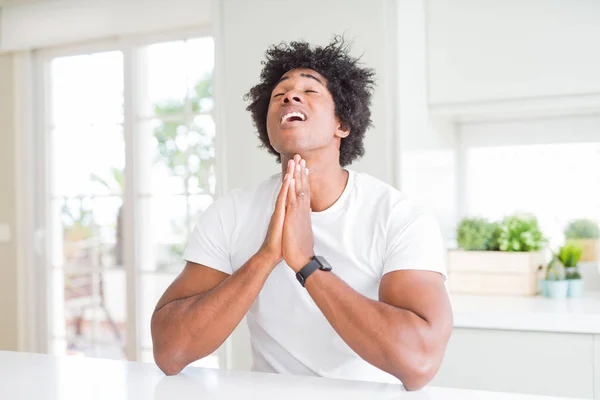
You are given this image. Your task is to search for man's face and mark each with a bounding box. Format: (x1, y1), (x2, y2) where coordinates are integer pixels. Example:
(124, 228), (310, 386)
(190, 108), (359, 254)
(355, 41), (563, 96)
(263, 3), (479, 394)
(266, 68), (347, 158)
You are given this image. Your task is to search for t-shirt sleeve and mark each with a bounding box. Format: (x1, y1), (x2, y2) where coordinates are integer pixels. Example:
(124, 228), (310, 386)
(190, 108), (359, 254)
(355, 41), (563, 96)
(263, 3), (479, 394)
(382, 205), (447, 280)
(182, 196), (234, 275)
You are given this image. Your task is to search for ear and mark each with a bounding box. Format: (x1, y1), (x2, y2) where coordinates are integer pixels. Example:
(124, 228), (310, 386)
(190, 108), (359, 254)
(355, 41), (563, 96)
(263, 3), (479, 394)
(335, 119), (350, 139)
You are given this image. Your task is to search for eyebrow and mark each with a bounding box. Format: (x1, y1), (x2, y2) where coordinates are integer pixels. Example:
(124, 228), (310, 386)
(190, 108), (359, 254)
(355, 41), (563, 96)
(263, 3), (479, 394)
(277, 73), (325, 86)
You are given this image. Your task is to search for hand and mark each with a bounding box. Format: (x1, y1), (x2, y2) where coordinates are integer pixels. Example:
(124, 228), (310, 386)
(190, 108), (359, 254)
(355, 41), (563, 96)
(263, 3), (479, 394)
(257, 161), (293, 267)
(282, 155), (315, 272)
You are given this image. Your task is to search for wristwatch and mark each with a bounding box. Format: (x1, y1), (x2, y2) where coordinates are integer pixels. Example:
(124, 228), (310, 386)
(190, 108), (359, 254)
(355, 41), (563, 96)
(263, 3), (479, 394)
(296, 256), (332, 287)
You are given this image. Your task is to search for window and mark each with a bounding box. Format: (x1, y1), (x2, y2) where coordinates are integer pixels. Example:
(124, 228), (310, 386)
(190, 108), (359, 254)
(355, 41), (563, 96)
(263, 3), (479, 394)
(459, 115), (600, 249)
(41, 33), (220, 368)
(465, 142), (600, 248)
(49, 50), (126, 359)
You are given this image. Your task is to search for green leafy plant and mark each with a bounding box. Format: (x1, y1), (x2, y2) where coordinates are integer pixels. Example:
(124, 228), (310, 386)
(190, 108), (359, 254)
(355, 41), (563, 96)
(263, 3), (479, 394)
(487, 224), (502, 251)
(566, 269), (582, 280)
(558, 243), (582, 268)
(497, 214), (547, 252)
(545, 256), (566, 281)
(558, 243), (583, 280)
(564, 219), (600, 239)
(456, 218), (500, 251)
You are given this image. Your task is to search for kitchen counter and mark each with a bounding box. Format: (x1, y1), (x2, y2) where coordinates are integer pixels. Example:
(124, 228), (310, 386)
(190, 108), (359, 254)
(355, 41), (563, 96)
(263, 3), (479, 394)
(0, 351), (582, 400)
(451, 292), (600, 334)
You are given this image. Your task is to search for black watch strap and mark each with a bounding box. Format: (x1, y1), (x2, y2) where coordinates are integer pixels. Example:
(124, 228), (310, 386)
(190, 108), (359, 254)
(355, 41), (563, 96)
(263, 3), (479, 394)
(296, 256), (332, 287)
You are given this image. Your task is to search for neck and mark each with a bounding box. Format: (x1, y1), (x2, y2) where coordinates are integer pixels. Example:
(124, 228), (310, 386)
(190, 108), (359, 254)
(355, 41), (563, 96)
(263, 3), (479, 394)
(280, 152), (349, 212)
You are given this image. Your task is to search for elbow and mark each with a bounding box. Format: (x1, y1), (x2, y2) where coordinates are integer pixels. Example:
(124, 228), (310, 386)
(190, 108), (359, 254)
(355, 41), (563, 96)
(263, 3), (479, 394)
(151, 310), (186, 376)
(399, 319), (453, 390)
(387, 350), (440, 391)
(398, 360), (438, 391)
(388, 335), (449, 391)
(154, 346), (186, 376)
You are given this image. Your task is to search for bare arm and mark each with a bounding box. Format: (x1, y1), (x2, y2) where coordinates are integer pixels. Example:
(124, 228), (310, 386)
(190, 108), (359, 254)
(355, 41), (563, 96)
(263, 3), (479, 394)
(151, 169), (293, 375)
(151, 255), (277, 375)
(304, 269), (453, 390)
(281, 155), (452, 390)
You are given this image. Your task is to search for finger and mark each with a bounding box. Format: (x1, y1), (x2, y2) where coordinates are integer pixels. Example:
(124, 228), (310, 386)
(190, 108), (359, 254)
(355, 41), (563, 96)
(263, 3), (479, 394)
(294, 154), (301, 165)
(294, 161), (302, 192)
(280, 160), (293, 200)
(285, 156), (295, 186)
(288, 174), (297, 205)
(275, 174), (290, 215)
(301, 161), (309, 202)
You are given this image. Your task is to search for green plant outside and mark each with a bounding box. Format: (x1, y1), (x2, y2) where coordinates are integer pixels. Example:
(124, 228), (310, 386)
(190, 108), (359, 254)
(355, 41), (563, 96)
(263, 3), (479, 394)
(63, 75), (214, 270)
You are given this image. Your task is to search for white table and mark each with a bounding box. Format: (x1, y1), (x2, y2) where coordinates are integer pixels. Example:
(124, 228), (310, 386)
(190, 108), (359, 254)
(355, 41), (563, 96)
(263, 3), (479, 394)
(0, 351), (582, 399)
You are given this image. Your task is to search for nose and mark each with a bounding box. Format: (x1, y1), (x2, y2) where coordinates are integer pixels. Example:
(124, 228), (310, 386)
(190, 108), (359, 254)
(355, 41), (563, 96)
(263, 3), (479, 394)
(281, 90), (304, 105)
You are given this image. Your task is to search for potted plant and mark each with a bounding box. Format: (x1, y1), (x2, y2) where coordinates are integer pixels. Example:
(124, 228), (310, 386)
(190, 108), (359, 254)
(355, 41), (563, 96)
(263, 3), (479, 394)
(496, 215), (546, 253)
(448, 214), (547, 296)
(564, 219), (600, 262)
(542, 256), (568, 299)
(456, 217), (500, 251)
(558, 243), (584, 297)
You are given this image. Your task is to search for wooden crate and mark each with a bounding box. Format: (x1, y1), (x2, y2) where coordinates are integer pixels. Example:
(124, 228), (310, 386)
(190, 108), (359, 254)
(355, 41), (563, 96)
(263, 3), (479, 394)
(567, 239), (599, 262)
(447, 250), (546, 296)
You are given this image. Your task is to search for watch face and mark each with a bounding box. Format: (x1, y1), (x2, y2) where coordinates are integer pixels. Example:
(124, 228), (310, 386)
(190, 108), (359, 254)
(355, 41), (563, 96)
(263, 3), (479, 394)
(315, 256), (332, 271)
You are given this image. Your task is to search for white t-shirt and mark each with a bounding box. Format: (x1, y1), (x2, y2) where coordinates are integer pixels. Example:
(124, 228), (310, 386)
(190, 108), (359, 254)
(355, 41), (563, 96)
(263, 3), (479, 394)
(183, 169), (446, 384)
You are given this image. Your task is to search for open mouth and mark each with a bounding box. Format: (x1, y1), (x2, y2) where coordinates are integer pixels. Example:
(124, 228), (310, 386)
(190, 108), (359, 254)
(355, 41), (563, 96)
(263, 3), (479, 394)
(280, 111), (307, 124)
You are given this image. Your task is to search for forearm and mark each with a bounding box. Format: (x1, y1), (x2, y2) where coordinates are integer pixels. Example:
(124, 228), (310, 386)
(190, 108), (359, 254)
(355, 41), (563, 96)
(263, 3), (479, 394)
(151, 253), (275, 374)
(305, 271), (436, 389)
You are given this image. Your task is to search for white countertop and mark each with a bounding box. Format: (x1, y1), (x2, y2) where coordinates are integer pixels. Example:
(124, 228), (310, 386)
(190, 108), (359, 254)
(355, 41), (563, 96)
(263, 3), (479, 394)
(451, 293), (600, 334)
(0, 351), (581, 400)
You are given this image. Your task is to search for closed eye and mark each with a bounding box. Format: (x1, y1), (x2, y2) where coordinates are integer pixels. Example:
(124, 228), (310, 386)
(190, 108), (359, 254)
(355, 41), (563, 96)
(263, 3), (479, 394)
(272, 93), (284, 98)
(305, 90), (317, 93)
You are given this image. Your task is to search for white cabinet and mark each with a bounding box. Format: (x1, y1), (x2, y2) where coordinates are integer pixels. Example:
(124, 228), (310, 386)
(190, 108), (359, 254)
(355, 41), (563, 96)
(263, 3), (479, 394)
(595, 335), (600, 399)
(431, 328), (595, 399)
(427, 0), (600, 105)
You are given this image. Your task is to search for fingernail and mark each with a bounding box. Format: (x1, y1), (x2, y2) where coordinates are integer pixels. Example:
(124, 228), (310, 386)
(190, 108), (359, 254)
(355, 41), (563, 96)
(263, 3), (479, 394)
(296, 165), (301, 172)
(291, 178), (295, 185)
(305, 168), (309, 175)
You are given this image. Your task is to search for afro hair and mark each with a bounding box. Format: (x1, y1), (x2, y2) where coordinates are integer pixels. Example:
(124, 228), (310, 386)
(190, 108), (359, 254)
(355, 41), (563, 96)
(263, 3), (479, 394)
(245, 35), (376, 167)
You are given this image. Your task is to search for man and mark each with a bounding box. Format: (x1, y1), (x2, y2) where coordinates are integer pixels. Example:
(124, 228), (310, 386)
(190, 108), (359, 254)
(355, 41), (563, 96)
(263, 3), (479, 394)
(151, 36), (453, 391)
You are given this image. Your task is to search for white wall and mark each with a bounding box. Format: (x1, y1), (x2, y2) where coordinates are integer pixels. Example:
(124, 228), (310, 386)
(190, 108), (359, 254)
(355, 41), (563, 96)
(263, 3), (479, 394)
(459, 114), (600, 148)
(396, 0), (458, 241)
(427, 0), (600, 105)
(216, 0), (396, 369)
(217, 0), (396, 192)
